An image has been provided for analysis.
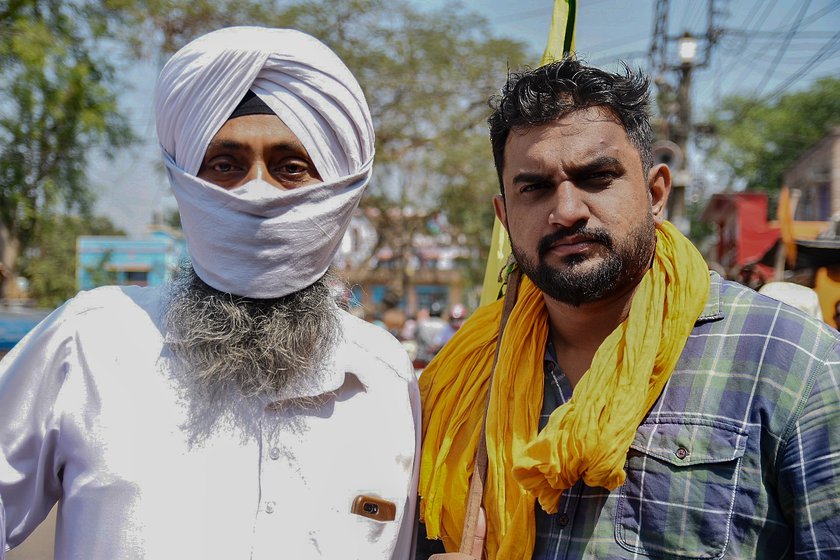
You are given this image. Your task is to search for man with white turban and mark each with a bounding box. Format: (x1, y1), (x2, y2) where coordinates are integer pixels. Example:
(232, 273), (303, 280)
(0, 27), (419, 559)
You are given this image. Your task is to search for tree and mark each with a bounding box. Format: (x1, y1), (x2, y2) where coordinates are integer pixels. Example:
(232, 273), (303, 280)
(0, 0), (134, 300)
(130, 0), (268, 58)
(271, 0), (531, 298)
(704, 77), (840, 192)
(1, 0), (531, 305)
(17, 214), (124, 307)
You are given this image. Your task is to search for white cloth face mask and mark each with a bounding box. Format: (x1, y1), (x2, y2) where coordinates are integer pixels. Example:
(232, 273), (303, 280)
(154, 27), (375, 299)
(166, 152), (371, 299)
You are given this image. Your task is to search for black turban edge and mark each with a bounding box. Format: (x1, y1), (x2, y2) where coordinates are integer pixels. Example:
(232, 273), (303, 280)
(228, 90), (276, 119)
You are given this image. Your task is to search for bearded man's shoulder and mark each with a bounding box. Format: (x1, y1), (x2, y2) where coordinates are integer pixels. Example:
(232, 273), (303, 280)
(20, 285), (168, 353)
(59, 285), (165, 327)
(336, 309), (414, 384)
(1, 285), (166, 385)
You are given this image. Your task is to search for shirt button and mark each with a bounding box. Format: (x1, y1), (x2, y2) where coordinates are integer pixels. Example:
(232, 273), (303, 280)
(675, 446), (689, 460)
(265, 501), (276, 514)
(557, 513), (570, 527)
(269, 447), (281, 460)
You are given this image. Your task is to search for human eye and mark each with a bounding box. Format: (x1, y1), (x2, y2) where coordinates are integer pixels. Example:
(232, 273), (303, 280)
(280, 161), (308, 176)
(519, 181), (550, 194)
(273, 157), (320, 186)
(197, 154), (246, 187)
(583, 170), (617, 188)
(212, 161), (237, 173)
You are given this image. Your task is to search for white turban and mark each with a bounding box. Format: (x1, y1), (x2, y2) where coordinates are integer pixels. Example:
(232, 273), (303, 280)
(154, 26), (375, 298)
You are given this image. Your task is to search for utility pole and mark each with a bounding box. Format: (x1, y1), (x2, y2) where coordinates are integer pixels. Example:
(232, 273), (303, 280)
(649, 0), (722, 234)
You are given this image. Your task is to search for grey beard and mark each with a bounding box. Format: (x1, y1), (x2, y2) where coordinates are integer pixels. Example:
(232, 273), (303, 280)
(164, 266), (342, 401)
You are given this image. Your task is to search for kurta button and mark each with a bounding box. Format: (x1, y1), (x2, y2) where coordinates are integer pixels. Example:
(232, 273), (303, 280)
(557, 513), (570, 527)
(265, 501), (276, 514)
(269, 447), (281, 460)
(675, 446), (689, 460)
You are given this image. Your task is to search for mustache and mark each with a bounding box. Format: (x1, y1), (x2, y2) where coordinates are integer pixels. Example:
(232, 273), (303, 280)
(537, 226), (614, 257)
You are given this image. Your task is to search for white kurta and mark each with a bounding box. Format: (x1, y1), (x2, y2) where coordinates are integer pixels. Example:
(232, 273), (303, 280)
(0, 285), (420, 559)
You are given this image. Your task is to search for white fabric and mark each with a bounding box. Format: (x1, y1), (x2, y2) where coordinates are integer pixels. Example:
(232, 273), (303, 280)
(0, 286), (420, 559)
(758, 281), (824, 319)
(154, 27), (375, 298)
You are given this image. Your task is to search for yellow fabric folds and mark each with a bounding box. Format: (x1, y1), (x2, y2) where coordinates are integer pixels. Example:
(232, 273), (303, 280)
(419, 221), (710, 559)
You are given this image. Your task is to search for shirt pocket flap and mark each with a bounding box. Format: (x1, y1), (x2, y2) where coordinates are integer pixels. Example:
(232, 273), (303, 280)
(629, 420), (748, 467)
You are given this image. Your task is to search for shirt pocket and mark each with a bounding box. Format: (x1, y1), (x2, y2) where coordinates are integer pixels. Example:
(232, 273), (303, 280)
(614, 418), (748, 560)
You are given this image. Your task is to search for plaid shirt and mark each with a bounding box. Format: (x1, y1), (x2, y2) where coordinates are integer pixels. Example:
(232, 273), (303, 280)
(534, 273), (840, 559)
(417, 273), (840, 559)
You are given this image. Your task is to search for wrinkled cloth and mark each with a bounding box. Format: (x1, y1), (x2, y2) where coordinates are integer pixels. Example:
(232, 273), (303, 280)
(0, 285), (420, 559)
(418, 221), (710, 559)
(155, 27), (375, 298)
(418, 278), (840, 559)
(528, 275), (840, 559)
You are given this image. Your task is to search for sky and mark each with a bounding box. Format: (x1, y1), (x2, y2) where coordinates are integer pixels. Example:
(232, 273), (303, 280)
(91, 0), (840, 236)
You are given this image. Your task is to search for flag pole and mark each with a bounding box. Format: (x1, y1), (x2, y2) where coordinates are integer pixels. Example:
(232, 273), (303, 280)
(479, 0), (578, 305)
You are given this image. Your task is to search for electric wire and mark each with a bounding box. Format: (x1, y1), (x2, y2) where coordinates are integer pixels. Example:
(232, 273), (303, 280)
(752, 0), (813, 96)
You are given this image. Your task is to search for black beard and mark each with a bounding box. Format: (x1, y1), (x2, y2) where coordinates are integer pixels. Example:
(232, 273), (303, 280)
(511, 216), (656, 307)
(164, 266), (341, 400)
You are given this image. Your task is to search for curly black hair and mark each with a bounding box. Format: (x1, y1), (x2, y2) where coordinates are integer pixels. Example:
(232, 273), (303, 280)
(488, 57), (653, 194)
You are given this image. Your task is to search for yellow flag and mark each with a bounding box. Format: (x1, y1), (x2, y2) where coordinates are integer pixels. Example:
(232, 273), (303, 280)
(541, 0), (577, 65)
(479, 0), (578, 305)
(777, 186), (797, 268)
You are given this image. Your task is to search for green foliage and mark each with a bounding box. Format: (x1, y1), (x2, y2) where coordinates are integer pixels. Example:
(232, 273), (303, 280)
(162, 207), (182, 230)
(1, 0), (532, 301)
(705, 77), (840, 192)
(0, 0), (134, 298)
(271, 0), (531, 291)
(438, 131), (504, 287)
(131, 0), (269, 57)
(18, 214), (124, 307)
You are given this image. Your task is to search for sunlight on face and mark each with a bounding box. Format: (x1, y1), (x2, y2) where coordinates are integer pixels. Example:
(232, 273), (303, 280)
(198, 115), (322, 190)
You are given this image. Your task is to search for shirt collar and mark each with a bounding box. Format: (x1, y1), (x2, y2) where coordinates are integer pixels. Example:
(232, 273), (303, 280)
(541, 270), (725, 363)
(697, 271), (725, 324)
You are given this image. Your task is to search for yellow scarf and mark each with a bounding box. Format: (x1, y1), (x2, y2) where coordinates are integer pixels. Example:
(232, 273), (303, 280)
(418, 221), (710, 559)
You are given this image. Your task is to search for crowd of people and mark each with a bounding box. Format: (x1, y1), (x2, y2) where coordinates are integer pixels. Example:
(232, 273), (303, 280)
(2, 24), (838, 560)
(359, 301), (468, 372)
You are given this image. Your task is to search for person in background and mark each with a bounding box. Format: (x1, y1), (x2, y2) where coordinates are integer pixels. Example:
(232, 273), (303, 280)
(0, 26), (419, 559)
(758, 281), (823, 320)
(417, 57), (840, 559)
(436, 303), (467, 349)
(415, 301), (448, 366)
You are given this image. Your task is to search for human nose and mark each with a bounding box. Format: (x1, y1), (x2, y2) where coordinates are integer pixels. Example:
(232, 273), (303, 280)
(243, 161), (287, 190)
(548, 182), (590, 227)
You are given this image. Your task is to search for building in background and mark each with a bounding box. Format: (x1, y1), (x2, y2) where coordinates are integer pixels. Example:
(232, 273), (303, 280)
(784, 127), (840, 222)
(76, 226), (187, 291)
(336, 208), (471, 323)
(701, 192), (829, 282)
(702, 129), (840, 323)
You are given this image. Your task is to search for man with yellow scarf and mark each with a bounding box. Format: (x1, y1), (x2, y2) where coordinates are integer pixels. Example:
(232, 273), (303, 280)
(417, 58), (840, 559)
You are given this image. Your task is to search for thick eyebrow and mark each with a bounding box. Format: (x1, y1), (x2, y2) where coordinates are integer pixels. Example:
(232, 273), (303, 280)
(204, 138), (251, 153)
(203, 139), (310, 157)
(566, 156), (624, 177)
(511, 171), (552, 186)
(264, 141), (311, 156)
(511, 155), (625, 187)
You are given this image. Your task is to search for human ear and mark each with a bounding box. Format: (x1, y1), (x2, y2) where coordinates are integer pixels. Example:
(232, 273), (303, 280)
(493, 194), (509, 231)
(648, 164), (671, 224)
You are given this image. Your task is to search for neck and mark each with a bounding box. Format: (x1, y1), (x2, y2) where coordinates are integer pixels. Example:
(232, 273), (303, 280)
(543, 281), (639, 387)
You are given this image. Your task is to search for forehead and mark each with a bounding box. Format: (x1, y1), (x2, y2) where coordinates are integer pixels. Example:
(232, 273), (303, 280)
(209, 114), (302, 145)
(503, 107), (636, 172)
